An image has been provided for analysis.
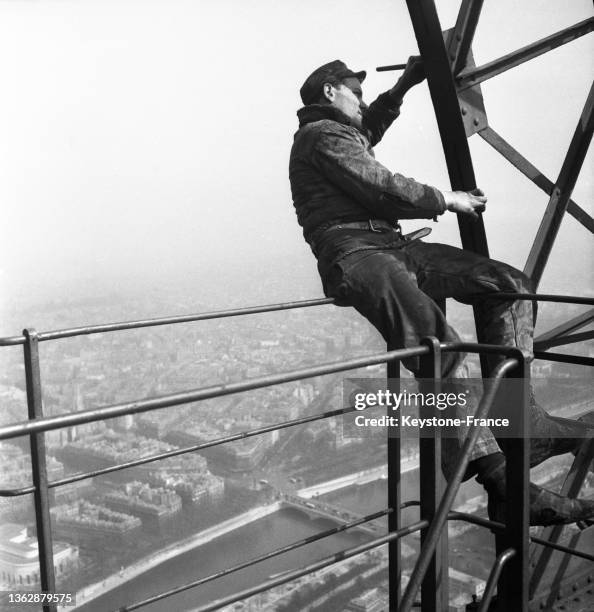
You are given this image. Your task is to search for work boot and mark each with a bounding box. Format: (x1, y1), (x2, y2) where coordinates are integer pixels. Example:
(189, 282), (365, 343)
(476, 459), (594, 527)
(528, 401), (593, 468)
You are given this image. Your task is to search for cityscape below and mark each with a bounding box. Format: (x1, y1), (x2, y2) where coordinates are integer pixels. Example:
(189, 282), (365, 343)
(0, 268), (593, 612)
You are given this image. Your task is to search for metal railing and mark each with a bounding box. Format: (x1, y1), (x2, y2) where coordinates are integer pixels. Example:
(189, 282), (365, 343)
(0, 292), (592, 611)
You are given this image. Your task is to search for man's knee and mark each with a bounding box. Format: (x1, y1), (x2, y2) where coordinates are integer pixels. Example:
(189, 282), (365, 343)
(488, 259), (534, 294)
(508, 267), (535, 294)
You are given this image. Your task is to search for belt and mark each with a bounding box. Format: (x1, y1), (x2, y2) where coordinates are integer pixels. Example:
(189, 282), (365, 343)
(316, 220), (432, 241)
(324, 219), (400, 233)
(310, 220), (432, 257)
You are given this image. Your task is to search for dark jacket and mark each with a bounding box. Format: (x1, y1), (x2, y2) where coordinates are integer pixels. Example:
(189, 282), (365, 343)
(289, 91), (446, 246)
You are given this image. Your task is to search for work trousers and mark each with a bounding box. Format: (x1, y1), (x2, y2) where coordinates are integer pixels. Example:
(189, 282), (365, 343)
(315, 227), (536, 476)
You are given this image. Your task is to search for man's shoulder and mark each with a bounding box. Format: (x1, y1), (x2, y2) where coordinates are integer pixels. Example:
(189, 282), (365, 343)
(293, 119), (365, 153)
(299, 118), (359, 137)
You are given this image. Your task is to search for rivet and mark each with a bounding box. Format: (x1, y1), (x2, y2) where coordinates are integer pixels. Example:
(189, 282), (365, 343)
(460, 106), (467, 115)
(456, 34), (462, 42)
(473, 118), (480, 126)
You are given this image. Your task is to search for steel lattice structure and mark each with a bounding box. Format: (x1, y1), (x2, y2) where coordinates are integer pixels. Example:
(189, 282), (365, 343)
(399, 2), (594, 610)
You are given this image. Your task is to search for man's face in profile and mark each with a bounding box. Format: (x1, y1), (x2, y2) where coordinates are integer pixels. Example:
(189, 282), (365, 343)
(329, 76), (367, 130)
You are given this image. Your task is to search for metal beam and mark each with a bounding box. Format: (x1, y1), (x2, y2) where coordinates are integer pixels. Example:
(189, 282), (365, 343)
(406, 0), (487, 255)
(457, 17), (594, 90)
(524, 80), (594, 286)
(406, 0), (490, 378)
(446, 0), (484, 75)
(533, 351), (594, 367)
(534, 308), (594, 346)
(478, 126), (594, 233)
(534, 330), (594, 352)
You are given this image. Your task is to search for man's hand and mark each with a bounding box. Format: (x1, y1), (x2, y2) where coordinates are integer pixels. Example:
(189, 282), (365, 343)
(389, 56), (425, 99)
(442, 188), (487, 220)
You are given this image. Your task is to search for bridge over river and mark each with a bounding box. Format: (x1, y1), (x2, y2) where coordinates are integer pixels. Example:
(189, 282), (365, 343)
(280, 492), (384, 536)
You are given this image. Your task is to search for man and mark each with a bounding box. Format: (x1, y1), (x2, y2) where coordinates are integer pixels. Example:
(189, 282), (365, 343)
(289, 58), (593, 525)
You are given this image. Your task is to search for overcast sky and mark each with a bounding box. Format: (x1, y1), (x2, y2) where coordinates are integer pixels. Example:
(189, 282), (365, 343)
(1, 0), (592, 323)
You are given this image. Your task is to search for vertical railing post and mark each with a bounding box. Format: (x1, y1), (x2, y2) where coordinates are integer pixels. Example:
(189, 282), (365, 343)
(497, 350), (531, 611)
(387, 344), (401, 608)
(23, 328), (57, 612)
(418, 337), (448, 612)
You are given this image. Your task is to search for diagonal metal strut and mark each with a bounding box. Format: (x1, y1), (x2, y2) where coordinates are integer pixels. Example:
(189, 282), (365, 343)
(446, 0), (484, 75)
(524, 80), (594, 286)
(457, 17), (594, 91)
(478, 126), (594, 233)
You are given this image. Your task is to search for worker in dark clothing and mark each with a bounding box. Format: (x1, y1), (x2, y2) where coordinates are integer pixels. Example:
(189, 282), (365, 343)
(289, 57), (593, 525)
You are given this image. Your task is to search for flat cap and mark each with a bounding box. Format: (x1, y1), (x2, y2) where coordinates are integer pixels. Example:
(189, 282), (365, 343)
(300, 60), (366, 105)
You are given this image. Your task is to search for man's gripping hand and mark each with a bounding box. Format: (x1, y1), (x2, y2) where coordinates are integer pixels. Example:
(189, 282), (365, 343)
(389, 56), (426, 99)
(442, 188), (487, 220)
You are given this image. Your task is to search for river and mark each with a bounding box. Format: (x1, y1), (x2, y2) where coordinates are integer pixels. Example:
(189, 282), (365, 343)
(73, 477), (492, 612)
(74, 497), (370, 611)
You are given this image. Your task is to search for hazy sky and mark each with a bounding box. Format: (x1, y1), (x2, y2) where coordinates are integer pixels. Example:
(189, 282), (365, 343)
(1, 0), (592, 320)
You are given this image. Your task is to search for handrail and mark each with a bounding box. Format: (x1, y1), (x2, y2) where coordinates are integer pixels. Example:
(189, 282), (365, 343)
(190, 520), (430, 612)
(0, 340), (539, 443)
(0, 346), (428, 441)
(0, 298), (334, 346)
(448, 511), (594, 563)
(468, 292), (594, 305)
(0, 292), (592, 347)
(38, 298), (336, 342)
(477, 549), (516, 612)
(0, 405), (360, 497)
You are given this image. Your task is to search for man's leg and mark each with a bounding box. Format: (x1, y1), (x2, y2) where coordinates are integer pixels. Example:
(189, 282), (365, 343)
(322, 247), (501, 476)
(403, 241), (593, 524)
(405, 240), (590, 463)
(405, 240), (534, 365)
